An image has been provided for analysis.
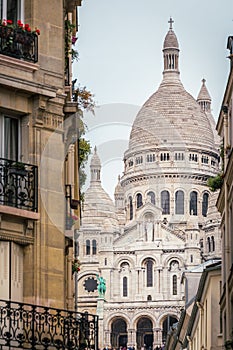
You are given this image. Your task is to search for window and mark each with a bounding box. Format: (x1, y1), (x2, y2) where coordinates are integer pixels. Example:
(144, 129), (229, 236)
(128, 159), (133, 167)
(161, 190), (170, 214)
(129, 196), (133, 220)
(175, 190), (184, 214)
(202, 193), (209, 217)
(160, 153), (170, 161)
(86, 240), (90, 255)
(0, 0), (24, 24)
(123, 276), (127, 297)
(175, 153), (184, 161)
(136, 156), (143, 164)
(172, 275), (177, 295)
(147, 295), (152, 301)
(0, 241), (23, 301)
(190, 191), (197, 215)
(207, 237), (211, 252)
(147, 191), (155, 205)
(211, 236), (215, 252)
(190, 255), (193, 263)
(104, 258), (107, 266)
(201, 155), (209, 164)
(146, 154), (156, 162)
(92, 240), (97, 255)
(189, 154), (198, 162)
(146, 259), (153, 287)
(136, 193), (143, 208)
(0, 115), (20, 160)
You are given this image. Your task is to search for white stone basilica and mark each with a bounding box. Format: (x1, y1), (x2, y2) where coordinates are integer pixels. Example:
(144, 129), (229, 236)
(77, 19), (221, 350)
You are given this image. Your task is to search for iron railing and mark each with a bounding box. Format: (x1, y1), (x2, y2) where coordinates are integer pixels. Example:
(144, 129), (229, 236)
(0, 25), (38, 63)
(0, 158), (38, 212)
(0, 299), (98, 349)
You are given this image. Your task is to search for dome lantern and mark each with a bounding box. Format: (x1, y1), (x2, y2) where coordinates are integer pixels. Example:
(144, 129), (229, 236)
(163, 17), (180, 76)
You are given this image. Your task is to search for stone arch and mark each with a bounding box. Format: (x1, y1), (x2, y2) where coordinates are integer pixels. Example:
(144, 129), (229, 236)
(106, 313), (131, 330)
(139, 255), (158, 267)
(136, 316), (154, 349)
(113, 256), (135, 269)
(131, 312), (156, 329)
(159, 314), (179, 343)
(163, 254), (184, 269)
(107, 315), (130, 349)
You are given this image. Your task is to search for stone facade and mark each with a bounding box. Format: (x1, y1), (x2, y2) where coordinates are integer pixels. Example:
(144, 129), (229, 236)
(78, 20), (221, 349)
(0, 0), (81, 310)
(216, 36), (233, 348)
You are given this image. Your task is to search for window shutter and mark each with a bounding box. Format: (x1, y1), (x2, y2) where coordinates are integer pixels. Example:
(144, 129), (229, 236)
(0, 241), (10, 299)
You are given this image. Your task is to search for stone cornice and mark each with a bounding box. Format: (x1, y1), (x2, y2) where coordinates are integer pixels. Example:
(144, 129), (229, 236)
(0, 205), (40, 220)
(121, 172), (209, 187)
(0, 232), (34, 245)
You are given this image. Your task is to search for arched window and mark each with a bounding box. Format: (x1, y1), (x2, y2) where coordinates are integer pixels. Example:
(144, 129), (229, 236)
(146, 259), (153, 287)
(123, 277), (127, 297)
(92, 240), (97, 255)
(147, 295), (152, 301)
(175, 190), (184, 214)
(86, 240), (90, 255)
(172, 275), (177, 295)
(211, 236), (215, 252)
(161, 190), (170, 214)
(190, 191), (198, 215)
(148, 191), (155, 205)
(207, 237), (211, 252)
(129, 196), (133, 220)
(202, 193), (209, 217)
(136, 193), (143, 208)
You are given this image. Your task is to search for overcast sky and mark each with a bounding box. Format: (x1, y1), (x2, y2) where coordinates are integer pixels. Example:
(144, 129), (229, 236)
(73, 0), (233, 198)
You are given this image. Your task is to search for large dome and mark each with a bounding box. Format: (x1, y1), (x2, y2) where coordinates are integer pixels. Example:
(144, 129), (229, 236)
(128, 79), (215, 153)
(126, 20), (215, 155)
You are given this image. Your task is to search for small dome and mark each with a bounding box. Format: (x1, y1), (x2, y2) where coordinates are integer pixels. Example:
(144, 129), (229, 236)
(114, 175), (124, 196)
(90, 146), (101, 167)
(163, 29), (179, 49)
(82, 184), (119, 231)
(82, 148), (119, 231)
(197, 79), (211, 102)
(163, 18), (179, 49)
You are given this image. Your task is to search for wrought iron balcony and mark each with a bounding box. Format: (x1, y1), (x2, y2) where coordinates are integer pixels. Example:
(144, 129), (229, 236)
(0, 25), (38, 63)
(0, 299), (98, 349)
(0, 158), (38, 212)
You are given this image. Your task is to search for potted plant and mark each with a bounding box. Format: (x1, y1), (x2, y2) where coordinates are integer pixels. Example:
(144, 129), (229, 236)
(72, 258), (81, 274)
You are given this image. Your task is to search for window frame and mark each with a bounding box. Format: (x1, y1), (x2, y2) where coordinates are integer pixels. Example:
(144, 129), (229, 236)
(175, 190), (184, 215)
(0, 114), (21, 161)
(190, 191), (198, 216)
(161, 190), (170, 214)
(0, 0), (24, 24)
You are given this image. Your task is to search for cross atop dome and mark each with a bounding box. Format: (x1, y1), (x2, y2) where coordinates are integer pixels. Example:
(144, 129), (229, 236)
(168, 17), (174, 30)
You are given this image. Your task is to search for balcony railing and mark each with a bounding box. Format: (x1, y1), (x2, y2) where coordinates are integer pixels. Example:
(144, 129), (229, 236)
(0, 158), (38, 212)
(0, 299), (98, 349)
(0, 25), (38, 63)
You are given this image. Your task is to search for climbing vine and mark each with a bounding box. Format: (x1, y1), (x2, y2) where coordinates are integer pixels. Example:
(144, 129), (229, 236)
(73, 84), (96, 196)
(207, 143), (224, 192)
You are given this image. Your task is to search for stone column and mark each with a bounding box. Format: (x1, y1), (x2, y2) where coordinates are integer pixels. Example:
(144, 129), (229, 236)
(104, 330), (111, 348)
(96, 297), (105, 349)
(153, 328), (162, 348)
(128, 329), (137, 348)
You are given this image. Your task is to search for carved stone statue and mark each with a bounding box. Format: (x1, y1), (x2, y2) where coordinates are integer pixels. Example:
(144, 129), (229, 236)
(145, 218), (154, 241)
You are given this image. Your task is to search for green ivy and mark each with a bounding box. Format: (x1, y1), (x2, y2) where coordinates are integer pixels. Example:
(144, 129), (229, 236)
(207, 173), (224, 192)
